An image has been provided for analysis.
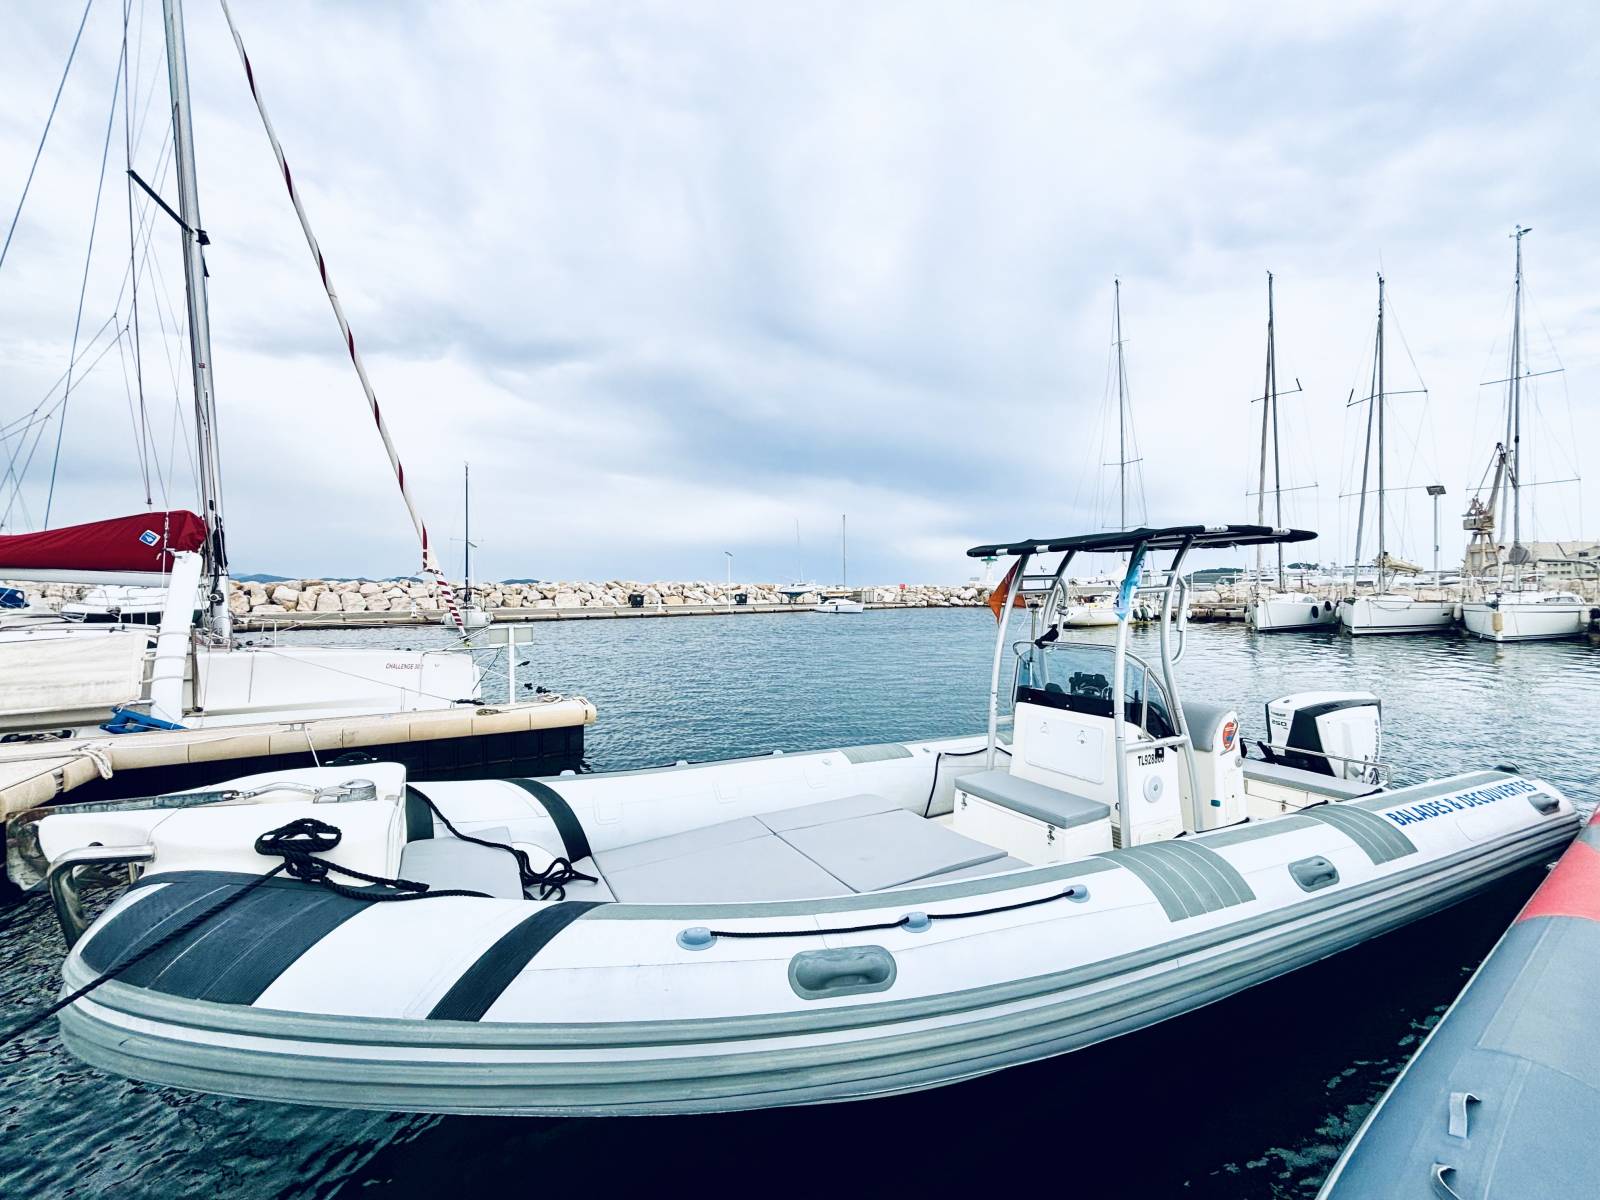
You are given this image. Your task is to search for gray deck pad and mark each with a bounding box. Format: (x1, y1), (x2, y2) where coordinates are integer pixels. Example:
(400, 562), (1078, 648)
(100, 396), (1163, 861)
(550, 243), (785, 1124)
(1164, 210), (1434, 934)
(1099, 840), (1256, 921)
(1300, 803), (1417, 865)
(600, 833), (850, 903)
(779, 809), (1006, 892)
(1242, 760), (1377, 799)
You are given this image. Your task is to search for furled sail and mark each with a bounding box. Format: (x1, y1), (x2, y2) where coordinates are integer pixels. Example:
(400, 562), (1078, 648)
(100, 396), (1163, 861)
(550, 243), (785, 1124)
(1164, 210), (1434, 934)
(0, 512), (207, 582)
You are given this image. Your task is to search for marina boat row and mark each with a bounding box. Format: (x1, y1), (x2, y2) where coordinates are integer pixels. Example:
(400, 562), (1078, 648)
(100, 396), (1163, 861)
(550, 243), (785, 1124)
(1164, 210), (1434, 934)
(24, 526), (1580, 1115)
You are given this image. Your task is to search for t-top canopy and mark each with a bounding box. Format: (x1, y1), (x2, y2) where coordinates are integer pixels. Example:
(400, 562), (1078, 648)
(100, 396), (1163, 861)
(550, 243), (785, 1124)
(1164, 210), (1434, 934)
(966, 524), (1316, 558)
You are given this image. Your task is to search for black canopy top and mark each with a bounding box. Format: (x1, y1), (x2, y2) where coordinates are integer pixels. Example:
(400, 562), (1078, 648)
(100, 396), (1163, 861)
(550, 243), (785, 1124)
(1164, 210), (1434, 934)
(966, 524), (1317, 559)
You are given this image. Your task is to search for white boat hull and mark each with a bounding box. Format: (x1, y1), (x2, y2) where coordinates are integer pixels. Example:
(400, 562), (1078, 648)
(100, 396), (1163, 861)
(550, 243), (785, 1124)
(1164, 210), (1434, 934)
(1460, 599), (1587, 643)
(46, 752), (1575, 1117)
(1247, 594), (1338, 632)
(814, 600), (864, 613)
(1060, 604), (1119, 627)
(1339, 595), (1455, 635)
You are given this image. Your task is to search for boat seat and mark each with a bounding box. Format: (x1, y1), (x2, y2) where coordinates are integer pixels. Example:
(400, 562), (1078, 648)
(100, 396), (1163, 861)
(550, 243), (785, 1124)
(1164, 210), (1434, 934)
(1242, 760), (1378, 800)
(1180, 700), (1235, 748)
(399, 826), (526, 899)
(956, 768), (1110, 828)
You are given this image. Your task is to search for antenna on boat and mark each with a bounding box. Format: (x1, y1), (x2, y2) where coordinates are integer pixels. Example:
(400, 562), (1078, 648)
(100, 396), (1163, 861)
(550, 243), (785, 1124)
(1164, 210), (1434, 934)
(1254, 272), (1286, 590)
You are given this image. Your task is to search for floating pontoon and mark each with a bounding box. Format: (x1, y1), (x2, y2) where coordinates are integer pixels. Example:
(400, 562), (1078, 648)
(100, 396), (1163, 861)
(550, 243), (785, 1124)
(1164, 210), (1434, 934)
(34, 525), (1577, 1115)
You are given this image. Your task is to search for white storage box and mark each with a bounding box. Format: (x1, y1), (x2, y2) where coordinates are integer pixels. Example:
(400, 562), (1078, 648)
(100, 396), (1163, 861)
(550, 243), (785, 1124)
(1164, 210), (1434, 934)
(952, 768), (1112, 864)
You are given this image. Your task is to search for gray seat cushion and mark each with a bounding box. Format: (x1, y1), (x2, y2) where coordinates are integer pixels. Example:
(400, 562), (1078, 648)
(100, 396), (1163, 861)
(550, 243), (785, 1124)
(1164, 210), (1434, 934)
(956, 769), (1110, 828)
(1181, 700), (1235, 748)
(758, 792), (900, 833)
(1243, 759), (1378, 800)
(600, 834), (849, 903)
(594, 817), (769, 873)
(779, 809), (1006, 892)
(399, 826), (525, 899)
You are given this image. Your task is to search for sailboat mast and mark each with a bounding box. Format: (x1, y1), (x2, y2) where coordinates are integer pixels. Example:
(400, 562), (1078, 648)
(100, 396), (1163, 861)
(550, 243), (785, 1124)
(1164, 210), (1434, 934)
(1269, 274), (1284, 589)
(1114, 278), (1127, 530)
(1255, 273), (1275, 583)
(1510, 226), (1529, 569)
(841, 514), (847, 588)
(162, 0), (229, 634)
(1375, 273), (1387, 594)
(462, 462), (471, 596)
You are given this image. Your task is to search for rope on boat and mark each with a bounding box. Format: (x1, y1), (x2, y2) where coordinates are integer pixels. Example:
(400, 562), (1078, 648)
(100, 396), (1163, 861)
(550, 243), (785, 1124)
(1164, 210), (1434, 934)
(0, 816), (502, 1051)
(703, 883), (1088, 941)
(216, 0), (465, 632)
(409, 787), (598, 901)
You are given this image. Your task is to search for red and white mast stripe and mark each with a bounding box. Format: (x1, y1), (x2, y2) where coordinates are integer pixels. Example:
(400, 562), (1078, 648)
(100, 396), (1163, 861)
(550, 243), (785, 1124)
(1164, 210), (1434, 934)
(218, 0), (465, 632)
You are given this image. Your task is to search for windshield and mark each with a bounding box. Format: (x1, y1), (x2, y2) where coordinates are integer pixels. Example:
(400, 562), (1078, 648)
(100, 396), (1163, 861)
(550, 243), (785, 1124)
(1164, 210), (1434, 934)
(1013, 640), (1176, 738)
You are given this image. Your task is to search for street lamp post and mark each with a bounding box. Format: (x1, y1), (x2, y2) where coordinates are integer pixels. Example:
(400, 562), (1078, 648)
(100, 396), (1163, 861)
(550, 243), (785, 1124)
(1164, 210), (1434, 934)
(1426, 484), (1446, 581)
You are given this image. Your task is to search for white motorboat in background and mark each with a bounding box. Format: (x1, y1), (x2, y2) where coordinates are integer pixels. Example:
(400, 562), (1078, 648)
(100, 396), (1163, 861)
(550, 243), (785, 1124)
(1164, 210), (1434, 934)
(1338, 276), (1453, 636)
(1060, 582), (1120, 626)
(29, 524), (1577, 1116)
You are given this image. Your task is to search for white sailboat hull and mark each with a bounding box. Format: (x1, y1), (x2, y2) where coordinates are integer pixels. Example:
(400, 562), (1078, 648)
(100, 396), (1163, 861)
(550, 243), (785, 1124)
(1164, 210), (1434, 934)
(1060, 603), (1119, 627)
(814, 600), (864, 613)
(1460, 599), (1588, 643)
(1339, 596), (1454, 635)
(1247, 594), (1338, 632)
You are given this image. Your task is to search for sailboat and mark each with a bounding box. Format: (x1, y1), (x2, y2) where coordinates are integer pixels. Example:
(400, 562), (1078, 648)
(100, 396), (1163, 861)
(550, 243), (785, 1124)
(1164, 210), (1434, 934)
(1460, 229), (1587, 642)
(440, 463), (490, 630)
(814, 515), (865, 613)
(1063, 279), (1145, 628)
(0, 0), (587, 797)
(1246, 273), (1336, 632)
(1338, 275), (1454, 635)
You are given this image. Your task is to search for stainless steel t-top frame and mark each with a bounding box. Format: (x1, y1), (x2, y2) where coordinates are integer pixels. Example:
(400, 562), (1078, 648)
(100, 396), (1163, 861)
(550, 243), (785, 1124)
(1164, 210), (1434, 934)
(970, 525), (1316, 844)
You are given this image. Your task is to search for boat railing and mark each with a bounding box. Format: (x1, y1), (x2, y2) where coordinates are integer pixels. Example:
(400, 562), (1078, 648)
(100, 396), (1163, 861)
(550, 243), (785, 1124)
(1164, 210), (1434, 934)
(1246, 739), (1389, 787)
(48, 842), (155, 947)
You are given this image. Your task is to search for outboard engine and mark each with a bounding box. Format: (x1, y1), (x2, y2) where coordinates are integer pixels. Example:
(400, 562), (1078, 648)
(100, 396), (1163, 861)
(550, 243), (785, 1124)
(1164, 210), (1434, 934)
(1263, 692), (1381, 782)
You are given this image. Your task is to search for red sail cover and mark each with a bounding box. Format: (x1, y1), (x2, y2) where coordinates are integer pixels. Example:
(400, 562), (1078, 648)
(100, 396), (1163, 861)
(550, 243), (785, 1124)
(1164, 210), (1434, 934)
(0, 511), (208, 574)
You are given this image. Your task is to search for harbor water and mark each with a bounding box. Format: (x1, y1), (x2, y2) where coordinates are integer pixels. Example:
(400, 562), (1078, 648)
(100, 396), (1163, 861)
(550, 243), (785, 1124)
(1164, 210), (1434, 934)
(2, 610), (1595, 1198)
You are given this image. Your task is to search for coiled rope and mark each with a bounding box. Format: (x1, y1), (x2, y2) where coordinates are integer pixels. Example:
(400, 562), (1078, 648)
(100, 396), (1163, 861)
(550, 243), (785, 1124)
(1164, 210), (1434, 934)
(408, 790), (597, 901)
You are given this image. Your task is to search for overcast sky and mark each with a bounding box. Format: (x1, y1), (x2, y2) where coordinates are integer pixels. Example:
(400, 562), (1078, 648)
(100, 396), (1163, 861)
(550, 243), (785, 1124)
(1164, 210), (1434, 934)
(1, 0), (1595, 583)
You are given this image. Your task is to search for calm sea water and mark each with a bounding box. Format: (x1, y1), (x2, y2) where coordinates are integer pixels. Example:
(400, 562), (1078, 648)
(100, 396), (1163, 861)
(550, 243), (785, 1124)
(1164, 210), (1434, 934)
(2, 610), (1595, 1199)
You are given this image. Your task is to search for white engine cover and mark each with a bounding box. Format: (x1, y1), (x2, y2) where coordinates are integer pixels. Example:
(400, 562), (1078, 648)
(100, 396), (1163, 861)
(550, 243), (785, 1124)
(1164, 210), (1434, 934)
(1265, 691), (1381, 783)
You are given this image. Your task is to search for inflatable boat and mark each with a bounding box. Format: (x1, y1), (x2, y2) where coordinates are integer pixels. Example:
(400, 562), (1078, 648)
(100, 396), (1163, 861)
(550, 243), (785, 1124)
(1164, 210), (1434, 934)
(31, 526), (1579, 1116)
(1318, 805), (1600, 1198)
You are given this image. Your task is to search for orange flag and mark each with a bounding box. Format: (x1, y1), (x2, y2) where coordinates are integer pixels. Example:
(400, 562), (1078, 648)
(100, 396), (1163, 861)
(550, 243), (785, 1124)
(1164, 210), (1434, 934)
(988, 557), (1022, 622)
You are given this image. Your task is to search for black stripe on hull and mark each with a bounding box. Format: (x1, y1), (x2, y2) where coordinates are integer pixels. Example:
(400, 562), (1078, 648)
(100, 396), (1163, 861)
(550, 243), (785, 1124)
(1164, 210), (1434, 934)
(80, 872), (373, 1004)
(428, 901), (604, 1021)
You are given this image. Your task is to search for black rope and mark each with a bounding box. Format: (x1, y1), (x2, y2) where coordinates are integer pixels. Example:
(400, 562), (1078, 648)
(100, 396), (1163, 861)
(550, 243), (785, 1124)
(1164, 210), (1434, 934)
(409, 792), (598, 902)
(255, 818), (490, 902)
(922, 744), (1011, 818)
(0, 814), (495, 1050)
(0, 862), (288, 1050)
(706, 884), (1087, 940)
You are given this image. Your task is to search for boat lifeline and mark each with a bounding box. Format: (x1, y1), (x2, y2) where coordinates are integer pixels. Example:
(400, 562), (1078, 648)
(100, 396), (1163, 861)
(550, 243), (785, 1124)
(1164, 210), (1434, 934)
(32, 526), (1577, 1115)
(1318, 806), (1600, 1198)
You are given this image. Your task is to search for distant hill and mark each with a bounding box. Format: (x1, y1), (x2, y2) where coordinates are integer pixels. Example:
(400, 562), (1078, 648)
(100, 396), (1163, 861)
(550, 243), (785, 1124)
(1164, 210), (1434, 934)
(232, 572), (291, 583)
